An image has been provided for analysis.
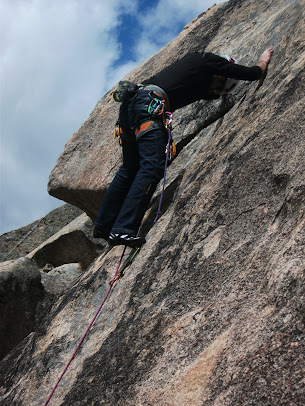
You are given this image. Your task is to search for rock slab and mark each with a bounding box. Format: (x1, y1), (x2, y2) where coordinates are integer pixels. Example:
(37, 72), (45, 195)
(0, 258), (43, 360)
(0, 1), (304, 405)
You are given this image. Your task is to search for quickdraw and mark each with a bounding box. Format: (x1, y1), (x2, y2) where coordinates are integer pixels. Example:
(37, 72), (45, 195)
(110, 247), (141, 284)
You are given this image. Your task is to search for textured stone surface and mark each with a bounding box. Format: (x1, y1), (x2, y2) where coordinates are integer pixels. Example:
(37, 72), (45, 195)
(0, 204), (83, 262)
(0, 0), (304, 405)
(0, 258), (43, 360)
(27, 213), (105, 270)
(46, 2), (244, 220)
(41, 263), (83, 295)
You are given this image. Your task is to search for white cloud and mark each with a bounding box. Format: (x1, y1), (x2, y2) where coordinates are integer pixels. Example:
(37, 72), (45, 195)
(133, 0), (224, 61)
(0, 0), (134, 233)
(0, 0), (221, 234)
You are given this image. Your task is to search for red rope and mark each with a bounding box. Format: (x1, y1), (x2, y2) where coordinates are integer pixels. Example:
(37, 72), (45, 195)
(44, 246), (127, 406)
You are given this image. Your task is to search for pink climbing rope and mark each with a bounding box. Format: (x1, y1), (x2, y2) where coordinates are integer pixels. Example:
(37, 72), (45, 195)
(154, 112), (173, 223)
(44, 110), (173, 405)
(43, 246), (127, 406)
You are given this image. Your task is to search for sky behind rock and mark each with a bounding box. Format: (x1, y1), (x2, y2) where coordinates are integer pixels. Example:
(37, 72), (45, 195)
(1, 0), (222, 234)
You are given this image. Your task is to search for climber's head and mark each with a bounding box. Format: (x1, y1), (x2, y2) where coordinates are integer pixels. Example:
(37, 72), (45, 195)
(113, 81), (139, 102)
(211, 55), (239, 95)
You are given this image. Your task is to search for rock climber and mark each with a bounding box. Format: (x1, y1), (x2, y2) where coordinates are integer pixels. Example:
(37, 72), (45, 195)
(93, 47), (274, 247)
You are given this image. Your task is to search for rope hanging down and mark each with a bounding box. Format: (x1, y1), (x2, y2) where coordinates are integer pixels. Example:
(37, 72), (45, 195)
(44, 246), (127, 406)
(154, 112), (173, 223)
(44, 111), (173, 405)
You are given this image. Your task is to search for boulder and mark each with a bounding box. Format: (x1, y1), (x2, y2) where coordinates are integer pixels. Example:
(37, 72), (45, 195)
(41, 263), (83, 295)
(0, 204), (83, 262)
(27, 213), (105, 270)
(0, 257), (43, 360)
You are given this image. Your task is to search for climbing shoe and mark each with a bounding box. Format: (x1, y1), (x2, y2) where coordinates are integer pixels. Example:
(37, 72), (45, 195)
(93, 227), (109, 240)
(108, 233), (146, 248)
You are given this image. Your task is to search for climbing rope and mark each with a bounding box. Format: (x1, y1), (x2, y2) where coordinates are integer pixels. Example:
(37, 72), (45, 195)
(43, 246), (127, 406)
(44, 107), (174, 405)
(154, 112), (173, 223)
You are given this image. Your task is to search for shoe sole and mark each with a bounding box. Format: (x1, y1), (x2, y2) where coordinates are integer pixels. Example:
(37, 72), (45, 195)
(108, 239), (145, 248)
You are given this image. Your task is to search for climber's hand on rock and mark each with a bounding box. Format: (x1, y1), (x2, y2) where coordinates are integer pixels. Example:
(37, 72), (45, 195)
(257, 47), (274, 75)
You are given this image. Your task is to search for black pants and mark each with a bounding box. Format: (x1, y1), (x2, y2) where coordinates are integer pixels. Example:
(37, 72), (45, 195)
(95, 90), (167, 237)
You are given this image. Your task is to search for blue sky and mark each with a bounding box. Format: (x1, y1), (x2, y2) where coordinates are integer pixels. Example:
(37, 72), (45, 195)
(0, 0), (223, 235)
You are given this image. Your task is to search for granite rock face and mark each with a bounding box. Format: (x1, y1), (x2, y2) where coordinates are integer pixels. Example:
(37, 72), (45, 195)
(0, 210), (103, 360)
(41, 263), (83, 295)
(0, 204), (83, 262)
(0, 258), (44, 360)
(1, 0), (304, 405)
(26, 213), (104, 270)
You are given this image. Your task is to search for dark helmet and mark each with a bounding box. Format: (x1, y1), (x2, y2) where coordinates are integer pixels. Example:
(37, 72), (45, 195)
(113, 81), (139, 102)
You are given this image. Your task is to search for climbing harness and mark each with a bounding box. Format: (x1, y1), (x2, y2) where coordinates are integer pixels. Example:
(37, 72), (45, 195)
(43, 246), (127, 406)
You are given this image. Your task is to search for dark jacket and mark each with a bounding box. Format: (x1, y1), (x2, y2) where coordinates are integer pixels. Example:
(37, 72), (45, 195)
(142, 52), (262, 111)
